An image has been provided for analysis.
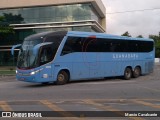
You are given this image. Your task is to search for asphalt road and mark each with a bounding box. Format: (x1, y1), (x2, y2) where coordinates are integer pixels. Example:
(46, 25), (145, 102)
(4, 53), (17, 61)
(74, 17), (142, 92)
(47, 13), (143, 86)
(0, 65), (160, 120)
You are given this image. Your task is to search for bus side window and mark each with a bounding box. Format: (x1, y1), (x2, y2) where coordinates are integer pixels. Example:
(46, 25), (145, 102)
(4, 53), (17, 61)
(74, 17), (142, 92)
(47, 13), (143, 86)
(61, 46), (73, 55)
(40, 47), (53, 65)
(61, 37), (82, 55)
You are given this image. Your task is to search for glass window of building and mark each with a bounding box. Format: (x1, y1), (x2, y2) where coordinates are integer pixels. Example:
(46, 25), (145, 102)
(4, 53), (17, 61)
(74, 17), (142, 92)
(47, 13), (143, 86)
(0, 1), (105, 66)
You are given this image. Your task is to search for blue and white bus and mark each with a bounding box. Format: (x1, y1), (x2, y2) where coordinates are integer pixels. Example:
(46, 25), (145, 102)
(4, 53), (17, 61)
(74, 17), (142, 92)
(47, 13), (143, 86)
(12, 31), (155, 85)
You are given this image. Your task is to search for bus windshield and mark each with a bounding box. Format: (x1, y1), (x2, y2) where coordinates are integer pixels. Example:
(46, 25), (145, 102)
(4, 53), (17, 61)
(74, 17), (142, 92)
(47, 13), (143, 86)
(17, 39), (42, 69)
(17, 33), (65, 69)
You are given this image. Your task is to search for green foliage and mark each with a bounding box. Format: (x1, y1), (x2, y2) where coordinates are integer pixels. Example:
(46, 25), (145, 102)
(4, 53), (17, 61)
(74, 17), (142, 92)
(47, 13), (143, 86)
(136, 35), (143, 38)
(149, 33), (160, 58)
(0, 13), (24, 42)
(0, 16), (5, 21)
(0, 14), (17, 43)
(121, 31), (131, 37)
(121, 31), (160, 58)
(0, 25), (14, 34)
(3, 13), (24, 24)
(0, 15), (14, 35)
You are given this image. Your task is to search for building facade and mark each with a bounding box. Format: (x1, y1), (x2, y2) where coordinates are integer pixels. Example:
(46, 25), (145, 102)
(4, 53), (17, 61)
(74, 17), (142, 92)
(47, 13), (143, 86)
(0, 0), (106, 66)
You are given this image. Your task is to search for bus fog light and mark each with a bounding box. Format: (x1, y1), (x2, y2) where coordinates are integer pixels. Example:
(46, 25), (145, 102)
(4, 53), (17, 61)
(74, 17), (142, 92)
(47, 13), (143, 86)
(43, 74), (48, 78)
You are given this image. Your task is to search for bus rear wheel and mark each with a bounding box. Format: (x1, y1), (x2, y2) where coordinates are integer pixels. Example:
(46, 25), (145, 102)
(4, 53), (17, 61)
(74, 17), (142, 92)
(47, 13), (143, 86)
(56, 71), (69, 85)
(133, 66), (141, 78)
(124, 67), (132, 80)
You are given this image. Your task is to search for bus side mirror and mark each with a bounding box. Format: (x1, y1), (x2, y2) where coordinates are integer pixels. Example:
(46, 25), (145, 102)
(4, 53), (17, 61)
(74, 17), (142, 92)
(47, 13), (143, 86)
(33, 42), (53, 56)
(33, 44), (41, 56)
(11, 44), (22, 56)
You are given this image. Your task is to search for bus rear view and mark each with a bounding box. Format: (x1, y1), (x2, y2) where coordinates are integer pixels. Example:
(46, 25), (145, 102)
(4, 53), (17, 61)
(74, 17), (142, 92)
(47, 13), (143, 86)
(12, 31), (155, 85)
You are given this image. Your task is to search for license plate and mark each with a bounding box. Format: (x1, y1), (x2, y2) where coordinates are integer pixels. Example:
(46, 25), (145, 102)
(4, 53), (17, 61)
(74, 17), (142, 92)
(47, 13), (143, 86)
(19, 78), (25, 81)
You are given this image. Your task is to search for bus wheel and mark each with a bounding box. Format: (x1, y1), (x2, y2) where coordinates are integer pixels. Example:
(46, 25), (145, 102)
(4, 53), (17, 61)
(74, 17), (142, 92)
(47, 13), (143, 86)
(56, 71), (69, 85)
(124, 67), (132, 80)
(133, 66), (141, 78)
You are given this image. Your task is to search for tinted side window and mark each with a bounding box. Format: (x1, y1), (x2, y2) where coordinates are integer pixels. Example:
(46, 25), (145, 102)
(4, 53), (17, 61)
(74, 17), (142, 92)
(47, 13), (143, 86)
(82, 38), (98, 52)
(104, 39), (153, 52)
(39, 47), (54, 65)
(128, 40), (153, 52)
(61, 37), (154, 55)
(139, 41), (153, 52)
(128, 41), (138, 52)
(101, 39), (128, 52)
(98, 39), (111, 52)
(61, 37), (83, 55)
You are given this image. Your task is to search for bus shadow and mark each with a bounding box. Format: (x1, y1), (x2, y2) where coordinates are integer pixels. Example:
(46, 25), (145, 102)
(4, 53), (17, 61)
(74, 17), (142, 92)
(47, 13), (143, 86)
(21, 82), (55, 88)
(23, 76), (125, 88)
(23, 77), (122, 88)
(68, 76), (123, 85)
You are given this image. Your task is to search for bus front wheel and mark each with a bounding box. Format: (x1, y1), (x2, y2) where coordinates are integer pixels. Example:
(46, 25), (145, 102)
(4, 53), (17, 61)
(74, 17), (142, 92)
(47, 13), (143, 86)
(56, 71), (69, 85)
(124, 67), (132, 80)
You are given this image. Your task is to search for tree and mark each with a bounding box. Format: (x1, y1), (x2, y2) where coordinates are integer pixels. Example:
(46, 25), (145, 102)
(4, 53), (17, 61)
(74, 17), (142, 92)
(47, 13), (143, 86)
(149, 33), (160, 43)
(0, 13), (24, 35)
(121, 31), (131, 37)
(3, 13), (24, 24)
(0, 15), (15, 43)
(0, 16), (14, 35)
(0, 16), (4, 21)
(149, 33), (160, 58)
(136, 35), (143, 38)
(0, 13), (24, 45)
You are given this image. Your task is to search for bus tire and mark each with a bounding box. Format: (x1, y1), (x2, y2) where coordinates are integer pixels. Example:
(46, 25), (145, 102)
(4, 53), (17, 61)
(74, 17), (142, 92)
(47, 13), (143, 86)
(133, 66), (141, 78)
(124, 67), (132, 80)
(56, 71), (69, 85)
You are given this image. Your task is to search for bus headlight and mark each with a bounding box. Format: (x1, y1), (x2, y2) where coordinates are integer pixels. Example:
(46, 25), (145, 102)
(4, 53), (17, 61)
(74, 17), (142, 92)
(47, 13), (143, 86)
(30, 68), (43, 75)
(30, 71), (35, 75)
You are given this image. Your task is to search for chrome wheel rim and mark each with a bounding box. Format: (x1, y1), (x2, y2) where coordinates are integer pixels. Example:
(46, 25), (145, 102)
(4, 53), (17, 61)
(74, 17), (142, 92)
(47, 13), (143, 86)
(58, 74), (64, 82)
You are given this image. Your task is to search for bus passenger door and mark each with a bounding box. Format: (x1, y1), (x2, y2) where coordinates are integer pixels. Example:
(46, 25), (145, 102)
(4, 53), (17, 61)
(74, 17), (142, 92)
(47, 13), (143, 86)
(39, 46), (53, 82)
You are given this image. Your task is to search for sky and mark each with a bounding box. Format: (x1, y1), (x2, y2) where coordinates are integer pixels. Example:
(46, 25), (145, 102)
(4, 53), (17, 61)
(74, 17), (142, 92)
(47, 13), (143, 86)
(101, 0), (160, 38)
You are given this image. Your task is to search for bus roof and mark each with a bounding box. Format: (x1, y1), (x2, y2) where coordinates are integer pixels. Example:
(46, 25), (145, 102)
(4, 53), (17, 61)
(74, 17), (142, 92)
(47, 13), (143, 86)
(24, 31), (153, 42)
(67, 31), (153, 42)
(25, 31), (67, 40)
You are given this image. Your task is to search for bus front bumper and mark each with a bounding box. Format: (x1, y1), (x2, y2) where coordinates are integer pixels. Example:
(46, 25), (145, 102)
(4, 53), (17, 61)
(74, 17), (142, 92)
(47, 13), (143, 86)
(16, 70), (40, 83)
(16, 75), (38, 83)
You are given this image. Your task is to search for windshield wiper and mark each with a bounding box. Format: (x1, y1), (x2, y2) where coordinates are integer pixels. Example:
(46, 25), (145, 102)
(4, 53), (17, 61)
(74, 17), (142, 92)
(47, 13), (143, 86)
(26, 50), (31, 68)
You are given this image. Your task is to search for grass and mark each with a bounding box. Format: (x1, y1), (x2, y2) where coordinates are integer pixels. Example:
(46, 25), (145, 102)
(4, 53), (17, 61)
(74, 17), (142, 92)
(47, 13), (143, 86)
(0, 70), (16, 75)
(0, 66), (16, 75)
